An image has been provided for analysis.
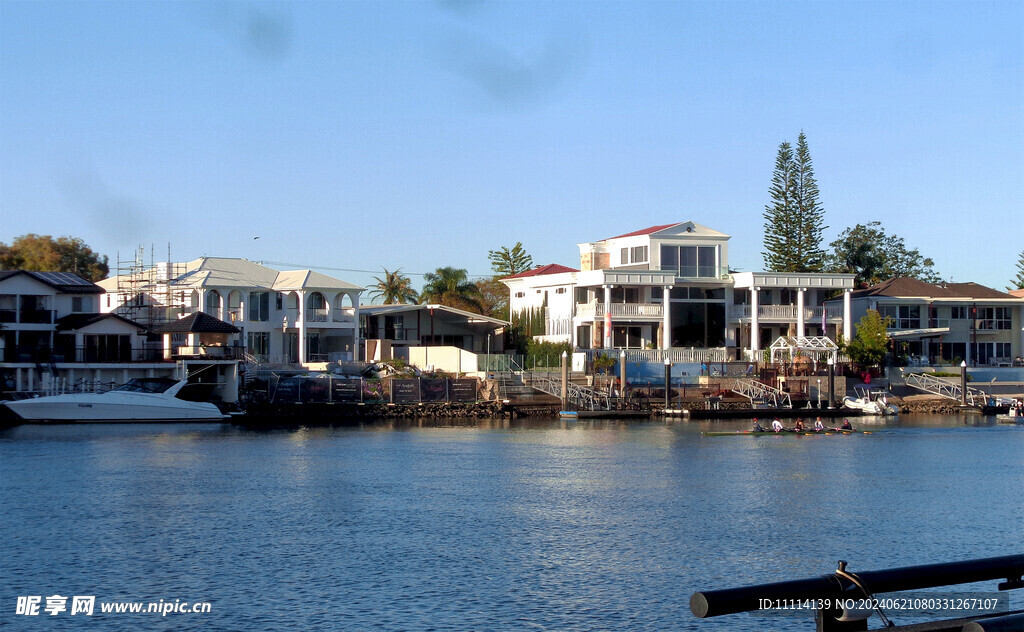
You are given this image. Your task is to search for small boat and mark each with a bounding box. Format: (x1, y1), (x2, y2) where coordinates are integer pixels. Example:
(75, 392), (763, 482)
(0, 378), (226, 423)
(996, 414), (1024, 425)
(703, 428), (871, 437)
(843, 386), (899, 416)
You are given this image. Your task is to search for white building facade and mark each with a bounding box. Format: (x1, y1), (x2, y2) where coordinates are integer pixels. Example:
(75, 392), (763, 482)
(503, 222), (856, 360)
(99, 258), (364, 365)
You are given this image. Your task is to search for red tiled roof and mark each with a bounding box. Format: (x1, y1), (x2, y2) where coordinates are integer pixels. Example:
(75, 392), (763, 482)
(850, 277), (1015, 300)
(603, 223), (680, 241)
(503, 264), (578, 280)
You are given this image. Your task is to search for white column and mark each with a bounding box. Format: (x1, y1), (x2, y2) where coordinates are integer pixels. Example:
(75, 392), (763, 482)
(298, 291), (306, 364)
(603, 285), (612, 349)
(750, 287), (760, 355)
(662, 285), (672, 350)
(351, 292), (360, 362)
(796, 288), (805, 338)
(842, 289), (852, 342)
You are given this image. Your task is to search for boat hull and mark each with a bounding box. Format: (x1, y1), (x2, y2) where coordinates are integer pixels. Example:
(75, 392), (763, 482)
(1, 392), (225, 423)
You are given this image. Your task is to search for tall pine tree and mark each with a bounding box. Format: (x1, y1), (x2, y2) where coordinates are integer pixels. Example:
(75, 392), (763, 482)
(762, 133), (827, 272)
(762, 141), (798, 271)
(792, 132), (827, 271)
(1010, 250), (1024, 291)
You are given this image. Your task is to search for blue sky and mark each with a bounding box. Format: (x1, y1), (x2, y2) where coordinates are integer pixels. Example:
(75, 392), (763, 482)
(2, 1), (1021, 292)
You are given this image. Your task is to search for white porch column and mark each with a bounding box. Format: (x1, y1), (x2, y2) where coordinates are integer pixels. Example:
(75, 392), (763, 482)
(603, 285), (612, 349)
(750, 287), (760, 355)
(662, 285), (672, 350)
(842, 289), (852, 342)
(796, 288), (805, 338)
(298, 291), (306, 364)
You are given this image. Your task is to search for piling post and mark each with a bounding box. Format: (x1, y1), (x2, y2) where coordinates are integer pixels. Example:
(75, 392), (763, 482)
(664, 356), (671, 410)
(961, 360), (968, 405)
(560, 351), (568, 410)
(619, 349), (627, 408)
(827, 357), (835, 408)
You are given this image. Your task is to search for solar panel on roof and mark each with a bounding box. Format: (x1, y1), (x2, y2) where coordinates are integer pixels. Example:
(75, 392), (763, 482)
(32, 271), (94, 286)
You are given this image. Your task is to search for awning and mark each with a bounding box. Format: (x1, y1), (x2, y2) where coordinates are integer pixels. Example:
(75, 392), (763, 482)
(888, 327), (949, 340)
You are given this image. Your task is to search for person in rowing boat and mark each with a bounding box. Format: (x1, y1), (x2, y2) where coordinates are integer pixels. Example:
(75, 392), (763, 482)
(794, 418), (805, 431)
(814, 417), (824, 432)
(841, 419), (852, 430)
(771, 418), (784, 433)
(752, 419), (764, 432)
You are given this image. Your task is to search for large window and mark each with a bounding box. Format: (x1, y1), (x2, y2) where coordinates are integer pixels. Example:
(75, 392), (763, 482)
(248, 292), (271, 322)
(660, 245), (717, 277)
(620, 245), (648, 265)
(976, 306), (1011, 330)
(247, 332), (270, 359)
(880, 305), (920, 330)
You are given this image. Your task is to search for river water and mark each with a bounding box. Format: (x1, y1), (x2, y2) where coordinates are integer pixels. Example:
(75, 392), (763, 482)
(1, 415), (1021, 631)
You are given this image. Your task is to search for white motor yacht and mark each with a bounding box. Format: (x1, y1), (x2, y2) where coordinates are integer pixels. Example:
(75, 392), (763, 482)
(1, 378), (226, 423)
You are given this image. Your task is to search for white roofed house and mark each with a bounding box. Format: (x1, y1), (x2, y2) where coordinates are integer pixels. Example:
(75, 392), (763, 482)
(503, 221), (857, 362)
(100, 257), (364, 367)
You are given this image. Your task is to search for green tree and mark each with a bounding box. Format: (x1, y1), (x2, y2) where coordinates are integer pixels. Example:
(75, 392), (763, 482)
(1010, 250), (1024, 291)
(368, 268), (419, 304)
(0, 234), (109, 281)
(762, 135), (828, 272)
(843, 309), (890, 366)
(487, 242), (533, 278)
(827, 221), (941, 287)
(475, 277), (509, 319)
(792, 132), (827, 271)
(420, 266), (483, 312)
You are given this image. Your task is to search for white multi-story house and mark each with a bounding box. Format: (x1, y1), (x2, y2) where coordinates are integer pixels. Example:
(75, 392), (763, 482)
(99, 257), (364, 365)
(503, 222), (856, 361)
(827, 277), (1024, 366)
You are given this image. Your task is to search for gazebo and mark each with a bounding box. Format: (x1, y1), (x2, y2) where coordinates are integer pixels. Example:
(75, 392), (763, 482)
(768, 335), (839, 366)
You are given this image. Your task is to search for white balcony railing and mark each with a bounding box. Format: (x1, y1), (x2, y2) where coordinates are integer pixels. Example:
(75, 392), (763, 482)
(730, 305), (843, 321)
(308, 308), (328, 323)
(332, 308), (356, 323)
(575, 303), (663, 320)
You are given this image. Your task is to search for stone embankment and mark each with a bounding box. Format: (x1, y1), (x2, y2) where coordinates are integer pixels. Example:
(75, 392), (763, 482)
(890, 395), (975, 415)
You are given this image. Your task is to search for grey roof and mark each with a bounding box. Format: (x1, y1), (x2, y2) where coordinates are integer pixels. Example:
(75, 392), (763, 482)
(360, 303), (509, 326)
(157, 312), (240, 334)
(55, 313), (146, 331)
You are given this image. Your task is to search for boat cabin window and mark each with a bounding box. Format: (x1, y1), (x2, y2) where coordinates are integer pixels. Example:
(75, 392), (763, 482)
(112, 379), (176, 394)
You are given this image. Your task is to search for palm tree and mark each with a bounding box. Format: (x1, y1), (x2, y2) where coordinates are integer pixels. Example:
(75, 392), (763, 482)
(420, 266), (483, 312)
(368, 268), (419, 305)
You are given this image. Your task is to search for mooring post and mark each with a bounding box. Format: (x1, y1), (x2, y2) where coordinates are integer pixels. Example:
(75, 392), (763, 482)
(827, 357), (835, 408)
(619, 349), (627, 408)
(961, 360), (968, 405)
(560, 351), (568, 410)
(664, 356), (671, 409)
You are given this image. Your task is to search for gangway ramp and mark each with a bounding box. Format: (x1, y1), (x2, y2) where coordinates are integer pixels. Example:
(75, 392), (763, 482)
(903, 371), (987, 406)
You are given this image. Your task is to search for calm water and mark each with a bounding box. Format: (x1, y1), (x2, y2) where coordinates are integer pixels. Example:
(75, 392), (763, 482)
(1, 416), (1021, 631)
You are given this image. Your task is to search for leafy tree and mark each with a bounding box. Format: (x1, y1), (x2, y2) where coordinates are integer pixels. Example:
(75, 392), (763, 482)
(487, 242), (533, 278)
(475, 277), (509, 319)
(420, 266), (483, 312)
(368, 268), (418, 305)
(827, 221), (941, 287)
(762, 134), (827, 272)
(843, 309), (890, 366)
(526, 339), (572, 369)
(0, 234), (109, 281)
(1010, 250), (1024, 291)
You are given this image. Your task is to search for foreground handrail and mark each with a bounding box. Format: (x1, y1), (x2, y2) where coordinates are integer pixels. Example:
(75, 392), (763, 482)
(690, 554), (1024, 619)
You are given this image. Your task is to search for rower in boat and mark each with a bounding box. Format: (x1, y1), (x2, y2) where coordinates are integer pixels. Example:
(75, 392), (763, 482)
(752, 419), (764, 433)
(771, 418), (784, 433)
(841, 419), (852, 430)
(814, 417), (825, 432)
(794, 419), (805, 432)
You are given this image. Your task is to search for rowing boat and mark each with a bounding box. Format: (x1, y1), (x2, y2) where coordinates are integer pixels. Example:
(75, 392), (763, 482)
(702, 429), (872, 437)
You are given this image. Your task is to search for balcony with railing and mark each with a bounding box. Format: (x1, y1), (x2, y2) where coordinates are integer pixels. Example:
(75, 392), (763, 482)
(307, 308), (328, 323)
(729, 305), (843, 321)
(575, 303), (663, 320)
(332, 308), (356, 324)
